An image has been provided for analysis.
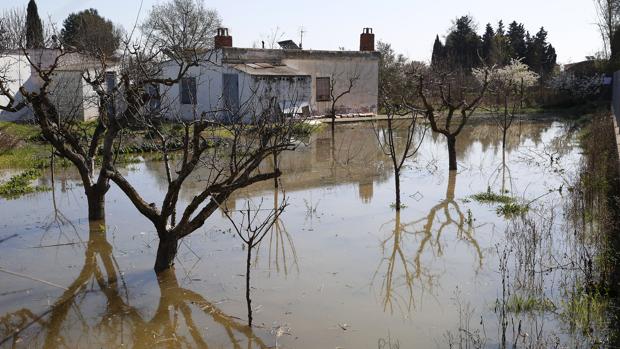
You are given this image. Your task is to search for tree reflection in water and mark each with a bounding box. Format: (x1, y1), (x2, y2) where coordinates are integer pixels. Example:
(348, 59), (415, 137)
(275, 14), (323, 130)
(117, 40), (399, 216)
(0, 221), (270, 348)
(254, 187), (299, 278)
(373, 171), (483, 316)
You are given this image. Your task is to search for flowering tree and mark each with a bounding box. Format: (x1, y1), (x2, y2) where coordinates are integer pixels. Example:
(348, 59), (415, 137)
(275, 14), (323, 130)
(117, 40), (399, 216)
(474, 59), (539, 151)
(547, 71), (603, 101)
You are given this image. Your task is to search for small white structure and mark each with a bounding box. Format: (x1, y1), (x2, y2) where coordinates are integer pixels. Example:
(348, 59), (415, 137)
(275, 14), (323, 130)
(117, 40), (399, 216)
(158, 28), (380, 121)
(0, 49), (115, 122)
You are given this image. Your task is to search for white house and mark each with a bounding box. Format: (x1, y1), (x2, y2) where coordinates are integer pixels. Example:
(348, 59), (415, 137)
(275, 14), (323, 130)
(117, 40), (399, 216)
(0, 49), (116, 122)
(158, 28), (380, 121)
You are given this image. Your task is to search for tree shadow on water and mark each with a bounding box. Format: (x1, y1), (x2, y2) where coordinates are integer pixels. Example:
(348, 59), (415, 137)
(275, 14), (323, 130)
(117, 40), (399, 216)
(0, 221), (270, 348)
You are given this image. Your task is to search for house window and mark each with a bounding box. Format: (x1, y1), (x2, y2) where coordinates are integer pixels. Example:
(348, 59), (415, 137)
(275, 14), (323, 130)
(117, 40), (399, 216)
(316, 77), (330, 102)
(180, 77), (197, 105)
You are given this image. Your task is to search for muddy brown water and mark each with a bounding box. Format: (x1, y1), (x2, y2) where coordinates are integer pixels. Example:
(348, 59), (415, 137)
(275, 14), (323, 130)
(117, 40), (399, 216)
(0, 119), (603, 348)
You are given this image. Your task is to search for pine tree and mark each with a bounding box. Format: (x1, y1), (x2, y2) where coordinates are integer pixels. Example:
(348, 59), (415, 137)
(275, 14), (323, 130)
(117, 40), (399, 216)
(61, 9), (120, 56)
(481, 23), (497, 65)
(25, 0), (44, 49)
(444, 16), (482, 71)
(493, 21), (511, 65)
(507, 21), (527, 60)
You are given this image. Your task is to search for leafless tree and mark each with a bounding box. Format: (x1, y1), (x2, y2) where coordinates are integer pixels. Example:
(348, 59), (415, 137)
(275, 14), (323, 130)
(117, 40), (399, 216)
(140, 0), (222, 51)
(594, 0), (620, 58)
(326, 67), (361, 134)
(0, 43), (200, 220)
(373, 102), (426, 210)
(417, 68), (489, 171)
(221, 197), (287, 326)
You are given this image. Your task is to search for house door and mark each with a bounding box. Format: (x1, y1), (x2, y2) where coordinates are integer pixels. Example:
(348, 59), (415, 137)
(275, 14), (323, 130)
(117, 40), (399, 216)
(222, 74), (239, 116)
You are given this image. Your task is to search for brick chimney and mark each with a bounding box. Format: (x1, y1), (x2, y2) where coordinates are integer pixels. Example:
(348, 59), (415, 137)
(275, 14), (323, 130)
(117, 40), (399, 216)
(360, 28), (375, 51)
(215, 28), (232, 49)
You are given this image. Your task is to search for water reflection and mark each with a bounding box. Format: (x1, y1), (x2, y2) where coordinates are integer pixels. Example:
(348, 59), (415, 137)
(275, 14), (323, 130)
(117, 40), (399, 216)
(0, 222), (269, 348)
(254, 188), (299, 277)
(411, 171), (482, 268)
(373, 171), (483, 316)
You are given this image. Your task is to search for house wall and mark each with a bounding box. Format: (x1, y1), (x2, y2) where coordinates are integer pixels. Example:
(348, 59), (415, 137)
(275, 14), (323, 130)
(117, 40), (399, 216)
(283, 56), (378, 116)
(49, 71), (85, 121)
(0, 49), (104, 122)
(0, 52), (36, 121)
(159, 59), (312, 121)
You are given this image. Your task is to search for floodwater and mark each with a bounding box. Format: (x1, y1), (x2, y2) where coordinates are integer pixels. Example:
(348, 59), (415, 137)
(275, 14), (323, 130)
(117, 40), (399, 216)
(0, 119), (608, 348)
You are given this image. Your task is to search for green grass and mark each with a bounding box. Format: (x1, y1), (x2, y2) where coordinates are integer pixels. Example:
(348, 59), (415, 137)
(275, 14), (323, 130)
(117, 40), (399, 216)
(0, 169), (50, 199)
(0, 144), (51, 169)
(0, 121), (42, 140)
(471, 187), (515, 205)
(504, 295), (557, 313)
(497, 202), (529, 218)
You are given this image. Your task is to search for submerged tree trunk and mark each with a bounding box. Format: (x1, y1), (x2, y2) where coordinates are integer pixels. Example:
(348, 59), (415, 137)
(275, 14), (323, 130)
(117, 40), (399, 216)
(246, 244), (253, 327)
(154, 232), (178, 273)
(394, 169), (401, 210)
(447, 135), (458, 171)
(86, 188), (106, 221)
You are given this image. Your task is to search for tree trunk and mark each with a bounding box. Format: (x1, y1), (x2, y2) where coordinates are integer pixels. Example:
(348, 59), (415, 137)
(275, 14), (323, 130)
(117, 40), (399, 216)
(447, 135), (458, 171)
(246, 244), (253, 327)
(86, 188), (106, 221)
(394, 169), (401, 210)
(154, 232), (178, 273)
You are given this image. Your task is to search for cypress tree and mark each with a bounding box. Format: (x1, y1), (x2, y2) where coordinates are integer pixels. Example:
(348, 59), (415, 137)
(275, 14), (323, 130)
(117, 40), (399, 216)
(431, 35), (446, 69)
(25, 0), (44, 49)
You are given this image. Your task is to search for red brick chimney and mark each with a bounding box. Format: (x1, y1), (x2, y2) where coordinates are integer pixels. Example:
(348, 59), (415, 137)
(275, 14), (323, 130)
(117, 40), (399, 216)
(360, 28), (375, 51)
(215, 28), (232, 49)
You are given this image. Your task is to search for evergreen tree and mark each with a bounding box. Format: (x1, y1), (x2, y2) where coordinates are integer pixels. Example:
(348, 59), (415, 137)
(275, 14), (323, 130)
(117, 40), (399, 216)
(431, 34), (446, 69)
(524, 27), (556, 80)
(61, 9), (120, 56)
(507, 21), (527, 60)
(494, 20), (511, 65)
(444, 16), (482, 71)
(25, 0), (44, 49)
(481, 23), (497, 65)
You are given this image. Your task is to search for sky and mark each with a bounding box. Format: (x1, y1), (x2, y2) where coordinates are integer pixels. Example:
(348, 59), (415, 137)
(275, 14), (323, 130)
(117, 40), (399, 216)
(9, 0), (602, 64)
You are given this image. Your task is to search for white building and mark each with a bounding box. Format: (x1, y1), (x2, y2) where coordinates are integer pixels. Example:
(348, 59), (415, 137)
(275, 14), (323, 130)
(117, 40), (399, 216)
(158, 28), (380, 121)
(0, 49), (115, 122)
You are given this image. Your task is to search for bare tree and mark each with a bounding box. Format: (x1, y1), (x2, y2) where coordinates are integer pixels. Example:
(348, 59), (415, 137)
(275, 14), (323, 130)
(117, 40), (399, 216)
(326, 67), (361, 134)
(140, 0), (222, 51)
(417, 68), (489, 171)
(594, 0), (620, 58)
(0, 44), (200, 220)
(221, 197), (287, 326)
(373, 103), (426, 210)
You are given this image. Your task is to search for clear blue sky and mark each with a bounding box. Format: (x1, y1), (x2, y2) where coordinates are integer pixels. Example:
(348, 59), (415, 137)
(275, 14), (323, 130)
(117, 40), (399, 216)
(11, 0), (600, 64)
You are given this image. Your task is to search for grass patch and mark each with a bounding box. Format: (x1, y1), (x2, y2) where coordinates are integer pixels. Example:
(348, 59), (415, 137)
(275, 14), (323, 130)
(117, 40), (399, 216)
(0, 144), (51, 169)
(497, 202), (529, 218)
(504, 295), (556, 313)
(0, 169), (50, 199)
(0, 121), (42, 141)
(471, 187), (515, 205)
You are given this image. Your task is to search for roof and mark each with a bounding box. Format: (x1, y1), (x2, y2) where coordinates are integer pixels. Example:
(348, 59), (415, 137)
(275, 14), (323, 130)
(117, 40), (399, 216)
(220, 47), (380, 64)
(278, 40), (301, 50)
(230, 63), (310, 77)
